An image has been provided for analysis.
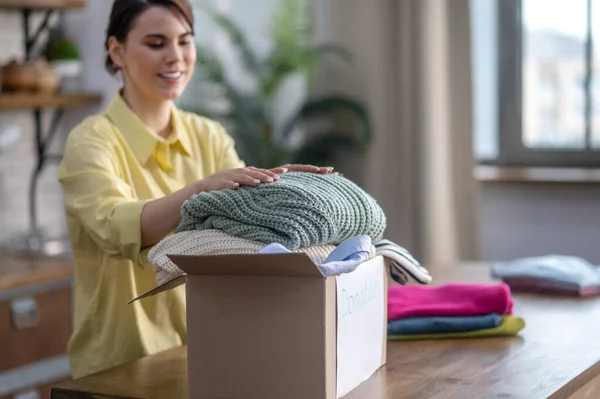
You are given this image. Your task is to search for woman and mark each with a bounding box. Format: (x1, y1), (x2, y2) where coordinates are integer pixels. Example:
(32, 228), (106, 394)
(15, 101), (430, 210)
(58, 0), (331, 378)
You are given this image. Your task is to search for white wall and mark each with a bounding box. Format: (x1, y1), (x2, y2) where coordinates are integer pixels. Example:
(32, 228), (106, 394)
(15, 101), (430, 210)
(63, 2), (120, 111)
(479, 183), (600, 263)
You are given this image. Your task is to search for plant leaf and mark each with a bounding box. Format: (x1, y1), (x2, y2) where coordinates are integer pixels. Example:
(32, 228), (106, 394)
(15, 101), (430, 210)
(268, 0), (312, 52)
(300, 43), (353, 88)
(260, 0), (313, 97)
(223, 94), (269, 166)
(260, 56), (297, 98)
(303, 44), (353, 77)
(309, 44), (353, 62)
(261, 42), (352, 98)
(184, 45), (242, 119)
(197, 2), (263, 77)
(195, 44), (227, 82)
(183, 44), (267, 165)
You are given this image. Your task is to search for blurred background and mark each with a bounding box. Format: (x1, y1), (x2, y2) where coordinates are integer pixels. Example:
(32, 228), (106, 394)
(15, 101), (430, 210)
(1, 0), (600, 397)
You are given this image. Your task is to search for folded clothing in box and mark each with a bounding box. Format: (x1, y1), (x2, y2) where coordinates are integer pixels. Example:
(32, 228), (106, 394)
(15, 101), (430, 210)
(148, 171), (432, 287)
(147, 229), (340, 285)
(175, 171), (387, 249)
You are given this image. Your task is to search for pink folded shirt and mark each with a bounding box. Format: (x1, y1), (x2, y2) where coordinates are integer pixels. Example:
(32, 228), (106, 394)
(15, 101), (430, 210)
(388, 282), (514, 320)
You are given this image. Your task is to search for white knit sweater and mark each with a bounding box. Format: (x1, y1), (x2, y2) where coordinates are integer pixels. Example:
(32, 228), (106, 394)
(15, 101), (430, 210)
(147, 230), (338, 285)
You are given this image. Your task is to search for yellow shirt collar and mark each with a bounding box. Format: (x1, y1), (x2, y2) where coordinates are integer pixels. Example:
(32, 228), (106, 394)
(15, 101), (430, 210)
(104, 93), (192, 167)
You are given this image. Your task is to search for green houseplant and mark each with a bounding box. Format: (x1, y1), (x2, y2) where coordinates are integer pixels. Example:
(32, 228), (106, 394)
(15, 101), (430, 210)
(43, 33), (83, 92)
(44, 36), (80, 62)
(182, 0), (371, 168)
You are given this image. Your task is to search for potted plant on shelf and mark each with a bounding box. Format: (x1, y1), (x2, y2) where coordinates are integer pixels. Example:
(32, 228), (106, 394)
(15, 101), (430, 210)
(44, 34), (83, 92)
(180, 0), (371, 169)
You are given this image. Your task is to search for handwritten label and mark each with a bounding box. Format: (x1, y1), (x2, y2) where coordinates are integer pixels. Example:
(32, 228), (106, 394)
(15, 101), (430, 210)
(340, 278), (382, 318)
(336, 257), (385, 398)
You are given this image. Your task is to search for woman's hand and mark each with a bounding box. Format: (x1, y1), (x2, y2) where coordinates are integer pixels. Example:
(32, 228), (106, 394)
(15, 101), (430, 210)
(198, 166), (281, 191)
(270, 164), (334, 175)
(198, 164), (334, 192)
(140, 164), (333, 247)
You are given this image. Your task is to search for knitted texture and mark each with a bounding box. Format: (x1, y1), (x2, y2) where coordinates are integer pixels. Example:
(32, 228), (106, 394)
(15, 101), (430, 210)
(147, 230), (338, 285)
(176, 172), (387, 249)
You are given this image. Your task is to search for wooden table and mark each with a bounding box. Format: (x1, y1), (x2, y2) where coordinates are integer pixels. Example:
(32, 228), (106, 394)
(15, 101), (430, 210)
(0, 253), (73, 293)
(51, 263), (600, 399)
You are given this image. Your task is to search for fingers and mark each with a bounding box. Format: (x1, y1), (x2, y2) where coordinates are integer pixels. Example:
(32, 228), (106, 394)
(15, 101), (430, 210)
(234, 174), (261, 187)
(285, 164), (320, 173)
(232, 173), (272, 187)
(272, 164), (334, 174)
(225, 180), (240, 190)
(210, 167), (281, 191)
(245, 166), (280, 182)
(213, 164), (336, 192)
(269, 166), (289, 174)
(220, 165), (336, 192)
(204, 167), (281, 192)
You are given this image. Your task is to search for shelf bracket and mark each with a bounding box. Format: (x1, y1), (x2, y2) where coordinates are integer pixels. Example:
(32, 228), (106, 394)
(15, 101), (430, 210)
(26, 107), (65, 252)
(21, 9), (55, 61)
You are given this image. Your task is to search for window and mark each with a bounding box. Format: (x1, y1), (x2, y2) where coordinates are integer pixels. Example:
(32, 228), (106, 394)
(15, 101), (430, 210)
(472, 0), (600, 166)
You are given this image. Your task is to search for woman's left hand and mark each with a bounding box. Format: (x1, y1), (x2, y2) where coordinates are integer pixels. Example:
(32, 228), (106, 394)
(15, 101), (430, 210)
(270, 164), (334, 175)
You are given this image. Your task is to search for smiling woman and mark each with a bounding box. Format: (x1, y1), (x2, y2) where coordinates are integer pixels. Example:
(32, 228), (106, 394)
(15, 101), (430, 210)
(105, 0), (196, 106)
(56, 0), (333, 379)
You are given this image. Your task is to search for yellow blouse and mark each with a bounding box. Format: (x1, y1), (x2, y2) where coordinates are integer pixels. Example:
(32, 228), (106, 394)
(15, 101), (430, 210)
(57, 93), (244, 378)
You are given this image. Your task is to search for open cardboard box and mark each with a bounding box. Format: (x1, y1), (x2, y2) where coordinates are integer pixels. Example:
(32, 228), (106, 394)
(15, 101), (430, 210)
(131, 252), (388, 399)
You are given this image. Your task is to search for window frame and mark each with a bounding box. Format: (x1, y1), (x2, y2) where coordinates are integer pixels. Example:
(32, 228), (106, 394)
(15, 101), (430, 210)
(497, 0), (600, 167)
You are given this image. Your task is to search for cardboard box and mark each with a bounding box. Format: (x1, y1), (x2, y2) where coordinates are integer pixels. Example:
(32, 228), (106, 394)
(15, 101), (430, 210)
(132, 253), (387, 399)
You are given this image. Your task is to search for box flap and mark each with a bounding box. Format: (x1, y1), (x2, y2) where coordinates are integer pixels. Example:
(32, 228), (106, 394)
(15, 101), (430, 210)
(167, 253), (324, 278)
(128, 274), (185, 304)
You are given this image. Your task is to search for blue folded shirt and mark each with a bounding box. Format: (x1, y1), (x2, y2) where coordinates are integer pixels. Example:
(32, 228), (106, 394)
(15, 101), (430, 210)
(491, 254), (600, 288)
(387, 313), (503, 335)
(258, 235), (372, 277)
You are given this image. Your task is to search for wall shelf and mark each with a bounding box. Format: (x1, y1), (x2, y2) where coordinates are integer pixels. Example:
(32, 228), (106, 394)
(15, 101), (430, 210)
(0, 3), (86, 398)
(0, 0), (102, 255)
(0, 92), (101, 109)
(0, 0), (86, 10)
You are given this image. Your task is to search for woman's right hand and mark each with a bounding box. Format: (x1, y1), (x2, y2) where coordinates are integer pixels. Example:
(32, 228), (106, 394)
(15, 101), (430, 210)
(198, 166), (284, 192)
(141, 166), (285, 247)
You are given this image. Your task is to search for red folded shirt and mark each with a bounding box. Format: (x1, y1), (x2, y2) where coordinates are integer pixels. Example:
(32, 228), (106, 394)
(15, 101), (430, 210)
(388, 282), (514, 320)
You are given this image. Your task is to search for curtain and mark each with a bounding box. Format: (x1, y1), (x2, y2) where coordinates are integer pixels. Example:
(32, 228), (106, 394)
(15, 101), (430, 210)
(315, 0), (479, 264)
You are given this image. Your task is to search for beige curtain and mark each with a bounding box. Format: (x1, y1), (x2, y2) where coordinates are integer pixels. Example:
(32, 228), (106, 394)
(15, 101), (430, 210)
(315, 0), (479, 264)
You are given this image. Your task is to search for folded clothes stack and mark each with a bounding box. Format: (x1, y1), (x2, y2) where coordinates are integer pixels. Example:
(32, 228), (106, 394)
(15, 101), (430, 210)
(147, 172), (432, 286)
(491, 255), (600, 297)
(387, 283), (525, 340)
(175, 171), (387, 247)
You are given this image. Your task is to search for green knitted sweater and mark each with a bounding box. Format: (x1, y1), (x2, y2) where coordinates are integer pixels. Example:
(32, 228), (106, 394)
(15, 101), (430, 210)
(176, 172), (387, 249)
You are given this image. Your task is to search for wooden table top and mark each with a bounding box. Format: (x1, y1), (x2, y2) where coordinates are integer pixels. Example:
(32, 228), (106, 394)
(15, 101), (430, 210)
(51, 263), (600, 399)
(0, 253), (73, 291)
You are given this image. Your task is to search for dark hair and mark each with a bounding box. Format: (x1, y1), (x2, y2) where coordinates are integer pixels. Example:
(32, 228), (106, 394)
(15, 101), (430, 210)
(105, 0), (195, 75)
